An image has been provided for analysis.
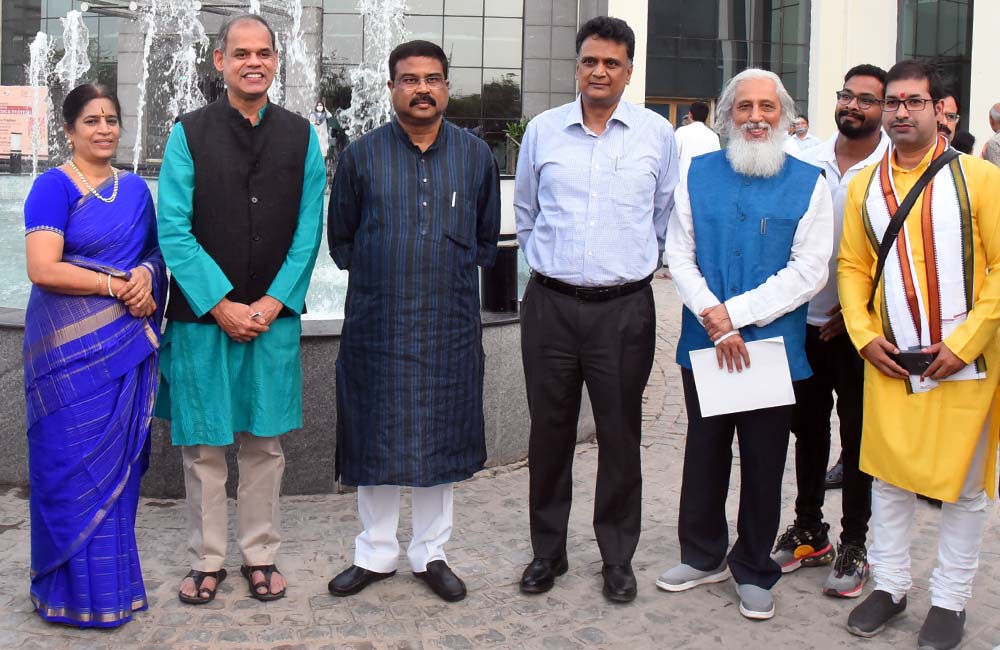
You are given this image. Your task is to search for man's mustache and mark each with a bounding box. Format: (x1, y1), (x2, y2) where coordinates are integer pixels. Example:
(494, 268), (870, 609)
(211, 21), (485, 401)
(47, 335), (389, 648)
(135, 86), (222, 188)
(838, 109), (865, 122)
(891, 119), (916, 128)
(410, 94), (436, 107)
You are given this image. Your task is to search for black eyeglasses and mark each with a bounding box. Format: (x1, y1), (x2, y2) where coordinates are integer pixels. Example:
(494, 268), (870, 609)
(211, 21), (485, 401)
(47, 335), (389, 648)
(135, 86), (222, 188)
(835, 91), (882, 110)
(883, 97), (936, 112)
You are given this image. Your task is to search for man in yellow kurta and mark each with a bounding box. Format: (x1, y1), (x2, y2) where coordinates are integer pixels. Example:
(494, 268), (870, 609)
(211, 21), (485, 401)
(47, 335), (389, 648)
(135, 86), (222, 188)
(839, 60), (1000, 650)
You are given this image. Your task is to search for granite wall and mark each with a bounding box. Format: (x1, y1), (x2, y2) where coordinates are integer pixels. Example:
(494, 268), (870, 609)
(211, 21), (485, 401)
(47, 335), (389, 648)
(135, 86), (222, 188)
(0, 311), (595, 497)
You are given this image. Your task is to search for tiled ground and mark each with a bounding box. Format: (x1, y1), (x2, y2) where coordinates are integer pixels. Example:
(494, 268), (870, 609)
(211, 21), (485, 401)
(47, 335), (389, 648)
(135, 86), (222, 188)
(1, 277), (997, 650)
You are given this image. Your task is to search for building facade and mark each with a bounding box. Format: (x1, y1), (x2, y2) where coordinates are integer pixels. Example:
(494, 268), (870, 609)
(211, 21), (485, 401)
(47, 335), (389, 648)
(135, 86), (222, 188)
(0, 0), (996, 169)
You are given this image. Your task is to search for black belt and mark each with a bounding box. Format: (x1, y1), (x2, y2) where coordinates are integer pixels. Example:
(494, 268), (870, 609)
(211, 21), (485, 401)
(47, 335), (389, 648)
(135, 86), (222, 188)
(531, 272), (653, 302)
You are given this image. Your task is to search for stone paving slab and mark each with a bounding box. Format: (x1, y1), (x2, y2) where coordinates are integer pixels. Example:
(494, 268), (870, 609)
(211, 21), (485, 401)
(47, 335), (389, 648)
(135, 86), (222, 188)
(1, 277), (998, 650)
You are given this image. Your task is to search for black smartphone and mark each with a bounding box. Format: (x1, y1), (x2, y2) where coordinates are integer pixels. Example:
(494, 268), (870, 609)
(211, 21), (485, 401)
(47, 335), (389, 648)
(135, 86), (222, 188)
(888, 350), (937, 375)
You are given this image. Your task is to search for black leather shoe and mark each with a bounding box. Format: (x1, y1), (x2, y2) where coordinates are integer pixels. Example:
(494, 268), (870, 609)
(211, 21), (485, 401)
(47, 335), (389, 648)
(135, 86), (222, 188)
(602, 564), (637, 603)
(519, 556), (569, 594)
(414, 560), (466, 602)
(328, 565), (396, 597)
(824, 460), (844, 489)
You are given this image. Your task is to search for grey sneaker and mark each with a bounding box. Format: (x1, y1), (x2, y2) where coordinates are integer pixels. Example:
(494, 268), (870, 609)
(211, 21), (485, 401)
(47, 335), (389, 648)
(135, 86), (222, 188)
(917, 606), (965, 650)
(655, 561), (730, 592)
(736, 583), (774, 620)
(847, 590), (907, 637)
(823, 542), (868, 598)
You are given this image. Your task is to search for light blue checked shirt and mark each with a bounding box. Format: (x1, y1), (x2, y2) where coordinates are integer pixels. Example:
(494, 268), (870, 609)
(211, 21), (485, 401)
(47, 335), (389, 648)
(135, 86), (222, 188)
(513, 97), (678, 287)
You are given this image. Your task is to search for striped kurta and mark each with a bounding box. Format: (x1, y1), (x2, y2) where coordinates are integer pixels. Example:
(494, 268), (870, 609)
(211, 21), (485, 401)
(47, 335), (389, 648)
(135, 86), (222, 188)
(328, 119), (501, 487)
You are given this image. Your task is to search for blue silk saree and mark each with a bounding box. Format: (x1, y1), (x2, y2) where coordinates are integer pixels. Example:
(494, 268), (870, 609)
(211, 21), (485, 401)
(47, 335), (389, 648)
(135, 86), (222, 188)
(22, 168), (165, 627)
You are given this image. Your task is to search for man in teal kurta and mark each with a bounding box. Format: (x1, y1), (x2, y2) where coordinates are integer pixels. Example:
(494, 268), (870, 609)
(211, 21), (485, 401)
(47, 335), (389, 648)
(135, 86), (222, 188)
(155, 14), (325, 604)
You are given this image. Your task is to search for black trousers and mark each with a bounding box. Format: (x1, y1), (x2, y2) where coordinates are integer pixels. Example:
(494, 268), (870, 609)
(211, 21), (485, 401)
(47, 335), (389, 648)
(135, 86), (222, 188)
(521, 279), (656, 566)
(790, 325), (872, 546)
(678, 368), (791, 589)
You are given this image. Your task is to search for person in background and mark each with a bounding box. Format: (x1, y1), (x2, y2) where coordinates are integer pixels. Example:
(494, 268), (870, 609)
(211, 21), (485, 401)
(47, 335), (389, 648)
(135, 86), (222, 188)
(937, 92), (960, 143)
(981, 103), (1000, 165)
(952, 131), (975, 155)
(792, 114), (822, 150)
(310, 99), (333, 158)
(674, 100), (721, 179)
(22, 82), (166, 627)
(769, 64), (888, 599)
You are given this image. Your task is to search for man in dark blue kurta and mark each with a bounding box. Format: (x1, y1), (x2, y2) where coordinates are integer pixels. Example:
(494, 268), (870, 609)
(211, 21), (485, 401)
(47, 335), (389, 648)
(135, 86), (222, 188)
(326, 40), (500, 603)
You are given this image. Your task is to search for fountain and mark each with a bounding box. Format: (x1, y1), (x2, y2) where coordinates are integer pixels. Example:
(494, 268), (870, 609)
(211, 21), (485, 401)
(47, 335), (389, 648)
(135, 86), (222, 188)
(339, 0), (406, 140)
(0, 1), (543, 496)
(26, 33), (54, 177)
(54, 11), (91, 92)
(132, 12), (157, 172)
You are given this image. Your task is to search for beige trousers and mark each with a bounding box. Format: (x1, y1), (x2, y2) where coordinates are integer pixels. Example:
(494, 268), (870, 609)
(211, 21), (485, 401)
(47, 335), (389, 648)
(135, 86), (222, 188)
(181, 432), (284, 571)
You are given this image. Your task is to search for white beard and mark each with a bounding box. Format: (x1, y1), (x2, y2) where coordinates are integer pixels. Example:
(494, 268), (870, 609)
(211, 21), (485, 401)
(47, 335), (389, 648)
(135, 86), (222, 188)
(724, 120), (787, 177)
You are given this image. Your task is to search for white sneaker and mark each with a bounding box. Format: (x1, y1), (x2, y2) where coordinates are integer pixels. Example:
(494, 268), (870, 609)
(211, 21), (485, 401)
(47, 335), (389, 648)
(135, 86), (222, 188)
(655, 562), (730, 592)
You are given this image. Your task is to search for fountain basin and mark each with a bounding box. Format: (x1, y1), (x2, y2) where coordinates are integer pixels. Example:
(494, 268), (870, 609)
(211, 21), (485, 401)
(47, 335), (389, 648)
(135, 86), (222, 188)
(0, 308), (595, 496)
(0, 176), (592, 496)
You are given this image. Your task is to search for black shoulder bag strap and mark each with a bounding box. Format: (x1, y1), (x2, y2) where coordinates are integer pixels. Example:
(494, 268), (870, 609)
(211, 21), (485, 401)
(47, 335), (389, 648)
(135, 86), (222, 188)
(868, 148), (960, 310)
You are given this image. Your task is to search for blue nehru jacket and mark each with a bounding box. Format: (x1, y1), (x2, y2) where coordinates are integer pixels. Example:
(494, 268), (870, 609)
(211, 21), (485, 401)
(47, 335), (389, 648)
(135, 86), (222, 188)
(675, 151), (822, 381)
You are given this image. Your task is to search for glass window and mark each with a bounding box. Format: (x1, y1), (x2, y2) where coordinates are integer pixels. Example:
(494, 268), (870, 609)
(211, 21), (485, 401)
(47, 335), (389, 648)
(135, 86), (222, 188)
(407, 0), (444, 14)
(442, 16), (483, 67)
(447, 67), (483, 99)
(323, 12), (363, 64)
(325, 0), (360, 11)
(46, 0), (72, 17)
(406, 15), (444, 45)
(647, 1), (810, 113)
(485, 0), (522, 17)
(445, 0), (484, 16)
(482, 68), (520, 119)
(898, 0), (973, 125)
(483, 17), (521, 68)
(447, 68), (483, 120)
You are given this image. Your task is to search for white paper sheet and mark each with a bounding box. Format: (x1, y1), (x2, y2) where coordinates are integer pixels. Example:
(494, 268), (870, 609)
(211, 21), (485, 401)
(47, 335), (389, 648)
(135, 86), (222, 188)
(689, 336), (796, 417)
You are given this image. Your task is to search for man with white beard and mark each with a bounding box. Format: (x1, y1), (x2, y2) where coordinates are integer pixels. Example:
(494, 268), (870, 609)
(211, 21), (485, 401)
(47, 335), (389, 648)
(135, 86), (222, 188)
(657, 68), (833, 621)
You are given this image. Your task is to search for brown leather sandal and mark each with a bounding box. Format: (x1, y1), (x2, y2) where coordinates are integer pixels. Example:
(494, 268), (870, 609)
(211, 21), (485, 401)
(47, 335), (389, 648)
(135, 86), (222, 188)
(178, 568), (227, 605)
(240, 564), (286, 602)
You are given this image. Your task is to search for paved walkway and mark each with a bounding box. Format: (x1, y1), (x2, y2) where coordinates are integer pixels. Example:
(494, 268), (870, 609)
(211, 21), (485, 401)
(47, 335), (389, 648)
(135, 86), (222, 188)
(1, 277), (998, 650)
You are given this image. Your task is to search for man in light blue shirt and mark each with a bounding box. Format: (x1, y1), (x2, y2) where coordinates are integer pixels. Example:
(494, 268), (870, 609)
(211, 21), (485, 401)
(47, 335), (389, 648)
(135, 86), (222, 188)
(514, 16), (678, 604)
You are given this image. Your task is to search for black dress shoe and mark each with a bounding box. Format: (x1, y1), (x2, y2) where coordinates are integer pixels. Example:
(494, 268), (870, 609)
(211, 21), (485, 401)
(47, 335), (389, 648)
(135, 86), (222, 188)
(328, 565), (396, 597)
(519, 556), (569, 594)
(414, 560), (466, 602)
(602, 564), (637, 603)
(824, 460), (844, 489)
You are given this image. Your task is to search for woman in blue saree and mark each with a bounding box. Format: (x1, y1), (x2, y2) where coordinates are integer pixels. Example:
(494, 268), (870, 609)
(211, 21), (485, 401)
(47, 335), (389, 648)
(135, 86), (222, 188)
(22, 84), (165, 628)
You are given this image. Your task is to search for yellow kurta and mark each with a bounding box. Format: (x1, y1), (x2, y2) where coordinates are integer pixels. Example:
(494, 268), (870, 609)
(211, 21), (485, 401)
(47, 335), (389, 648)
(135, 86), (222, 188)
(838, 145), (1000, 501)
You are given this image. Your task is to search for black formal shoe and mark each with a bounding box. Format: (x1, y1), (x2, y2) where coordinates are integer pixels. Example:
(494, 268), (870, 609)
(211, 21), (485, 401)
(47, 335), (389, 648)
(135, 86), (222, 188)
(602, 564), (637, 603)
(824, 459), (844, 489)
(414, 560), (466, 602)
(328, 565), (396, 597)
(519, 556), (569, 594)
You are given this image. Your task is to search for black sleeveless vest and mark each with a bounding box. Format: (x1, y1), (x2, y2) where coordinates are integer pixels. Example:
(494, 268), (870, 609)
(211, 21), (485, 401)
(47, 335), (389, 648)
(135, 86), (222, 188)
(165, 95), (311, 323)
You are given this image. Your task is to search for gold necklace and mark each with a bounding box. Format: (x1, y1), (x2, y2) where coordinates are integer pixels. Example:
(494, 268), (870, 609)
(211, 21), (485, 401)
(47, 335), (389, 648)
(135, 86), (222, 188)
(68, 159), (119, 203)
